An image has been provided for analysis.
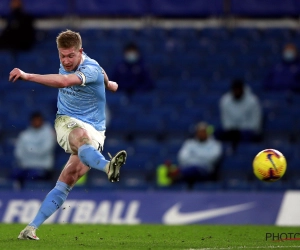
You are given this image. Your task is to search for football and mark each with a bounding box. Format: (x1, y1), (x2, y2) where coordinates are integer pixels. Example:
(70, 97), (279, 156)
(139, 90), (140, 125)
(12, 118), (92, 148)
(252, 149), (287, 182)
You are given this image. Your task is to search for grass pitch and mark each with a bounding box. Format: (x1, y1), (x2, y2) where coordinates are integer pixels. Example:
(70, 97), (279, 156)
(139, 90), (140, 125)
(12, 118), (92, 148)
(0, 224), (300, 250)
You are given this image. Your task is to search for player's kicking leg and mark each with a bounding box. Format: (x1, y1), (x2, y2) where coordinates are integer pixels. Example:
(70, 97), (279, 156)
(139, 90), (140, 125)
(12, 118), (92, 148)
(57, 120), (127, 182)
(77, 146), (127, 182)
(17, 149), (127, 240)
(106, 150), (127, 182)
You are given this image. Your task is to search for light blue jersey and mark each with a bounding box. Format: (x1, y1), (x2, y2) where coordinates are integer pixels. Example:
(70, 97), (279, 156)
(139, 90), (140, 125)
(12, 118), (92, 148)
(57, 53), (106, 131)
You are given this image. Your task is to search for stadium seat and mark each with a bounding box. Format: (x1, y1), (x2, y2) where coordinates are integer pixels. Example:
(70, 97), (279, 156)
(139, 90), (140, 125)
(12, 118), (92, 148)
(23, 181), (54, 191)
(193, 181), (224, 191)
(121, 182), (151, 191)
(2, 26), (300, 193)
(133, 139), (162, 157)
(132, 115), (164, 137)
(106, 92), (129, 109)
(223, 180), (258, 191)
(154, 182), (187, 192)
(54, 152), (69, 169)
(235, 143), (266, 159)
(219, 156), (253, 181)
(257, 181), (291, 191)
(124, 155), (151, 170)
(109, 117), (132, 134)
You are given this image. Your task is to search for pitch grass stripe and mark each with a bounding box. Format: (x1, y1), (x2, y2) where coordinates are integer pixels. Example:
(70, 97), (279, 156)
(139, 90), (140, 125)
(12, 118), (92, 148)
(188, 246), (300, 250)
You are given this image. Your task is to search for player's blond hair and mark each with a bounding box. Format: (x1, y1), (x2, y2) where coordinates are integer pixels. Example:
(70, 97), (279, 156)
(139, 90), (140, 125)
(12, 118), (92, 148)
(56, 30), (82, 50)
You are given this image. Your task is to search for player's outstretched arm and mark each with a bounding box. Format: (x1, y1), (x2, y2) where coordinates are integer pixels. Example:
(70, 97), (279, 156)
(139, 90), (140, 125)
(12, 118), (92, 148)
(9, 68), (82, 88)
(102, 68), (118, 92)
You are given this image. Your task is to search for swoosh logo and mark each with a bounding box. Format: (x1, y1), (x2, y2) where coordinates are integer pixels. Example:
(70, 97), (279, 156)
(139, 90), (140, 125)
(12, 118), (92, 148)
(163, 202), (256, 225)
(267, 153), (278, 171)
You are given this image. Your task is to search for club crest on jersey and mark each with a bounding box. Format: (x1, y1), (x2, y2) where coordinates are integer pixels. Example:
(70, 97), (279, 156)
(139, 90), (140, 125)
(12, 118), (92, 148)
(67, 122), (77, 128)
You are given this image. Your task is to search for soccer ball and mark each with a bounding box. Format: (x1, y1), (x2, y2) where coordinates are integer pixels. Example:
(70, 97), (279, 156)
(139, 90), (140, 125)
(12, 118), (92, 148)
(252, 149), (287, 182)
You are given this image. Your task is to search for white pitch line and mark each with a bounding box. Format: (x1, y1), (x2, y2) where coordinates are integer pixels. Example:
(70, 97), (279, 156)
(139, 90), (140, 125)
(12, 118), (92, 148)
(188, 246), (300, 250)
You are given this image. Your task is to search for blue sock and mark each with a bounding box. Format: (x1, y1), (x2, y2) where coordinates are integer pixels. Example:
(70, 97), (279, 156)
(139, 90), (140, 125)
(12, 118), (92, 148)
(29, 181), (71, 228)
(78, 144), (109, 172)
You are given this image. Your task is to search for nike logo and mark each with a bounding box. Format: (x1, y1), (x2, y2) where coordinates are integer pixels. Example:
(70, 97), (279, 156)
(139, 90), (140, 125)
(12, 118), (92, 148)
(163, 202), (256, 224)
(267, 154), (278, 171)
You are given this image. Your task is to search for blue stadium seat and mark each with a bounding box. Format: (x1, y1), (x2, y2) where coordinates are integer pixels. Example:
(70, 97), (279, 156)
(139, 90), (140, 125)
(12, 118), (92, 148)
(133, 139), (161, 157)
(0, 181), (14, 190)
(3, 114), (28, 131)
(132, 115), (164, 136)
(121, 182), (151, 191)
(0, 155), (13, 169)
(23, 181), (54, 191)
(103, 140), (131, 157)
(130, 92), (159, 108)
(163, 118), (192, 137)
(193, 93), (221, 107)
(235, 143), (266, 159)
(193, 181), (224, 191)
(109, 117), (132, 133)
(264, 114), (294, 133)
(159, 92), (191, 107)
(223, 180), (258, 191)
(0, 51), (14, 67)
(284, 158), (300, 181)
(154, 182), (188, 191)
(257, 181), (291, 191)
(106, 92), (129, 108)
(54, 152), (69, 169)
(219, 156), (253, 181)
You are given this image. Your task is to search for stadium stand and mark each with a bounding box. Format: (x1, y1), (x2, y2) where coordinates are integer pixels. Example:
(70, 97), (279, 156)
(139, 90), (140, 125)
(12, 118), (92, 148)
(1, 26), (300, 191)
(1, 0), (300, 192)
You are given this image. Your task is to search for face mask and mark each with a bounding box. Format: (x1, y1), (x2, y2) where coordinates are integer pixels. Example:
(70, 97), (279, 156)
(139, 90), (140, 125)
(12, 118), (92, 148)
(283, 50), (296, 62)
(125, 52), (139, 63)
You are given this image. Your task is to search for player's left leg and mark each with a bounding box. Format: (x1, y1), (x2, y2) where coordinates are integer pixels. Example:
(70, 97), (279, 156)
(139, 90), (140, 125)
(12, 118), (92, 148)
(18, 155), (88, 240)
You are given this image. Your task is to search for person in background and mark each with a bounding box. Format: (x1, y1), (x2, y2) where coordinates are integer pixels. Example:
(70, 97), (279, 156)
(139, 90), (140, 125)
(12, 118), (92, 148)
(111, 43), (154, 96)
(177, 122), (222, 190)
(156, 160), (179, 187)
(0, 0), (35, 51)
(13, 112), (56, 189)
(218, 79), (262, 150)
(264, 43), (300, 92)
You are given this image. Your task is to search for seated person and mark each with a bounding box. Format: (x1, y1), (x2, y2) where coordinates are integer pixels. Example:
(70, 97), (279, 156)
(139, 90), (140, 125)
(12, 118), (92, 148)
(13, 112), (56, 189)
(177, 122), (222, 190)
(0, 0), (35, 51)
(156, 160), (179, 187)
(264, 43), (300, 92)
(218, 79), (262, 150)
(111, 43), (154, 96)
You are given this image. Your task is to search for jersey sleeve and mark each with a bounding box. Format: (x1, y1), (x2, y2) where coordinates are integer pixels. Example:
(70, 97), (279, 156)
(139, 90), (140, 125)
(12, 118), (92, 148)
(75, 65), (98, 86)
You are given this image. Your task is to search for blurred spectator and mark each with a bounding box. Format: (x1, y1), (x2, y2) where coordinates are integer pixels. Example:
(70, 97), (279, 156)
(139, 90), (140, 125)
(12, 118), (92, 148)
(13, 112), (56, 189)
(218, 79), (262, 150)
(177, 122), (222, 190)
(156, 160), (179, 187)
(264, 43), (300, 92)
(0, 0), (35, 51)
(111, 43), (154, 96)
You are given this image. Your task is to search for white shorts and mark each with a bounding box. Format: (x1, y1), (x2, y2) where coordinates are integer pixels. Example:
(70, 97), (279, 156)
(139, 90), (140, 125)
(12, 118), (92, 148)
(54, 115), (106, 154)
